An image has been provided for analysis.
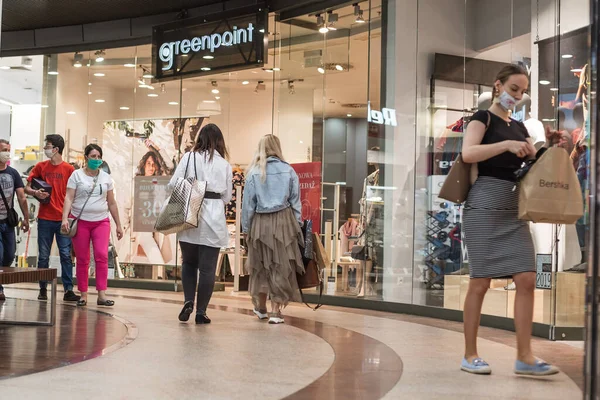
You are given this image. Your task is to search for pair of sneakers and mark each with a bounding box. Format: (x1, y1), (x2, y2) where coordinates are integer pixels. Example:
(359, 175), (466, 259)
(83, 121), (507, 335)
(37, 288), (80, 302)
(253, 309), (284, 324)
(461, 357), (559, 376)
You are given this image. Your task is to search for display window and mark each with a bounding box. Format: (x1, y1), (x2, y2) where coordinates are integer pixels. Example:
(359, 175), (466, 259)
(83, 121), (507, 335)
(1, 0), (592, 339)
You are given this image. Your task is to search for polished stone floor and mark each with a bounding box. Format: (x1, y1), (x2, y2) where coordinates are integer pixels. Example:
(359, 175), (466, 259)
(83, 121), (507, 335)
(0, 284), (583, 399)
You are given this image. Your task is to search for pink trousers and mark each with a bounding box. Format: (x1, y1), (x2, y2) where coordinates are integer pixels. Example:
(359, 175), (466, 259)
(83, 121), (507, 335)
(71, 218), (110, 292)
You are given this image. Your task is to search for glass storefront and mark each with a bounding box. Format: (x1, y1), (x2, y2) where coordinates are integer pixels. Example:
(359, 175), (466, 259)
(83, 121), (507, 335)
(3, 0), (592, 339)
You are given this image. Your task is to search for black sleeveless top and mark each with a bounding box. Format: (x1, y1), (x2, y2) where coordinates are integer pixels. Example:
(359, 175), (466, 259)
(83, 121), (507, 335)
(470, 110), (530, 182)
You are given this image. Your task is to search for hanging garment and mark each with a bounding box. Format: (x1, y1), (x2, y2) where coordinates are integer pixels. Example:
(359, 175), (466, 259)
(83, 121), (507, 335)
(226, 169), (245, 220)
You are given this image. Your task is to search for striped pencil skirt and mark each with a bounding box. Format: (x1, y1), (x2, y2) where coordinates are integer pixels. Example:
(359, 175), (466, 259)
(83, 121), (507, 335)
(462, 176), (535, 279)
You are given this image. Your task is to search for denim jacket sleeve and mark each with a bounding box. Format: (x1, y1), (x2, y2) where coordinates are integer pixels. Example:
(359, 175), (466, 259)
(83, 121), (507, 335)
(289, 170), (302, 223)
(241, 174), (257, 234)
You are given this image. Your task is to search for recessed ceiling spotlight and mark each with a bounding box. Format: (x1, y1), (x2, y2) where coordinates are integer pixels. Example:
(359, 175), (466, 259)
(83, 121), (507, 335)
(73, 52), (83, 68)
(66, 111), (76, 115)
(143, 73), (153, 79)
(335, 64), (344, 71)
(201, 67), (212, 71)
(95, 99), (105, 103)
(88, 91), (92, 95)
(203, 55), (214, 60)
(94, 50), (105, 63)
(272, 67), (281, 72)
(318, 67), (325, 74)
(124, 63), (136, 68)
(148, 93), (159, 97)
(550, 88), (559, 91)
(242, 81), (250, 85)
(562, 54), (573, 59)
(88, 82), (92, 86)
(316, 14), (328, 33)
(48, 71), (59, 75)
(94, 73), (105, 77)
(120, 106), (130, 110)
(347, 113), (352, 117)
(539, 80), (551, 85)
(168, 102), (178, 105)
(259, 28), (265, 33)
(215, 96), (221, 100)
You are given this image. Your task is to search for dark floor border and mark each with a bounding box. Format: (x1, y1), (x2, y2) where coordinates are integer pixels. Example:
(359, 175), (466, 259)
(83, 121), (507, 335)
(302, 293), (583, 341)
(57, 277), (225, 292)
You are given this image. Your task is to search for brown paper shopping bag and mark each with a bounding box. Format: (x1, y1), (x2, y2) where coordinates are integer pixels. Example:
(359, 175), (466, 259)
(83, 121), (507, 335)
(518, 147), (583, 224)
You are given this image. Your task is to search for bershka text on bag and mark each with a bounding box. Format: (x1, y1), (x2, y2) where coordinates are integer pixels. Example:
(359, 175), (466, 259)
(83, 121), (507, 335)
(539, 179), (569, 190)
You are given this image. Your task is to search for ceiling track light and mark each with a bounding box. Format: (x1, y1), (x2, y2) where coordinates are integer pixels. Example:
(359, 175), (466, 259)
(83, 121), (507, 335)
(288, 80), (295, 95)
(94, 50), (105, 63)
(211, 80), (219, 94)
(73, 52), (83, 68)
(316, 14), (328, 33)
(327, 11), (338, 31)
(353, 3), (366, 23)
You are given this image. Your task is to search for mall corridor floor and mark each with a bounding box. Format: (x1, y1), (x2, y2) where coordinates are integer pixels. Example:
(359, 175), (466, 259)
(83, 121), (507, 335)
(0, 285), (583, 399)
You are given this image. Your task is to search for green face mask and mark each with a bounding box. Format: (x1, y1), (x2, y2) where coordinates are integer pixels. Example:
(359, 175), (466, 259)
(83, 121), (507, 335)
(87, 159), (103, 171)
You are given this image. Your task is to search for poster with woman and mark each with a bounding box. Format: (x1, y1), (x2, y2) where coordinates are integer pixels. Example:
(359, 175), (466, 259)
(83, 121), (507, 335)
(103, 117), (207, 273)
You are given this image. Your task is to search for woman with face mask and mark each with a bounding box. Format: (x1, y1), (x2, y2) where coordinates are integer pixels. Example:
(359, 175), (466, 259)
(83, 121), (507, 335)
(460, 65), (559, 376)
(62, 144), (123, 307)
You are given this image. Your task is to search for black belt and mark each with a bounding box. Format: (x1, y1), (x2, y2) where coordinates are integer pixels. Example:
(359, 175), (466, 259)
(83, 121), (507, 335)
(204, 191), (221, 199)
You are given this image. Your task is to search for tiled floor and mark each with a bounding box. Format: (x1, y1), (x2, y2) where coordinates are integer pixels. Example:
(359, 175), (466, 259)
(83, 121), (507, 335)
(0, 285), (584, 399)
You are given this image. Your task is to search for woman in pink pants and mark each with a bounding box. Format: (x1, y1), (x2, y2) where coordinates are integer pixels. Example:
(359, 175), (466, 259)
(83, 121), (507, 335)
(62, 144), (123, 307)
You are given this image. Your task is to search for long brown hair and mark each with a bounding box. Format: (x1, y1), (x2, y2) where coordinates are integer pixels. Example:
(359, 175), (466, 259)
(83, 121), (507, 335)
(491, 65), (528, 100)
(193, 123), (229, 161)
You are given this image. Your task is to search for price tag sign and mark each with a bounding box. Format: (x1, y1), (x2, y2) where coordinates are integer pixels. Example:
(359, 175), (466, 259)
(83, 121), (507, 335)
(536, 254), (552, 290)
(133, 176), (171, 232)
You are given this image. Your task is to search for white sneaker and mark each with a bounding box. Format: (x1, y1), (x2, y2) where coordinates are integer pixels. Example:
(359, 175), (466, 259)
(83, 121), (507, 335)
(253, 309), (268, 320)
(268, 315), (285, 324)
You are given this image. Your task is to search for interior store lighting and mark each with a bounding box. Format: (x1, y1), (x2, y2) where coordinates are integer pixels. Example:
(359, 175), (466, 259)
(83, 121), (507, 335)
(203, 55), (214, 60)
(148, 93), (159, 97)
(318, 66), (325, 74)
(288, 81), (295, 95)
(142, 67), (153, 79)
(539, 80), (551, 85)
(88, 91), (92, 95)
(347, 113), (352, 117)
(242, 81), (250, 85)
(94, 73), (105, 77)
(48, 71), (59, 75)
(66, 111), (76, 115)
(211, 81), (219, 94)
(41, 105), (49, 108)
(272, 67), (281, 71)
(215, 96), (221, 100)
(571, 68), (583, 73)
(550, 88), (559, 92)
(95, 99), (105, 103)
(73, 52), (83, 68)
(169, 102), (179, 105)
(354, 4), (366, 23)
(0, 66), (9, 70)
(94, 50), (105, 63)
(562, 54), (573, 59)
(201, 67), (212, 71)
(120, 106), (130, 110)
(316, 14), (328, 33)
(336, 64), (344, 71)
(327, 11), (338, 30)
(124, 63), (136, 68)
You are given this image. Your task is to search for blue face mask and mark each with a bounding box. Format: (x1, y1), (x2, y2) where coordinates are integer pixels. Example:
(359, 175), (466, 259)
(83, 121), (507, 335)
(87, 159), (103, 171)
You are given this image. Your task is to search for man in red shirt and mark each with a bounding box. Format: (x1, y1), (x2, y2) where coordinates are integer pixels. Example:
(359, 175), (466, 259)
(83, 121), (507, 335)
(25, 135), (79, 301)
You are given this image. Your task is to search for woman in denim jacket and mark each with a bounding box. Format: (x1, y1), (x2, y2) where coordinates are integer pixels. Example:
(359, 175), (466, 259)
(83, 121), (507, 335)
(242, 135), (304, 324)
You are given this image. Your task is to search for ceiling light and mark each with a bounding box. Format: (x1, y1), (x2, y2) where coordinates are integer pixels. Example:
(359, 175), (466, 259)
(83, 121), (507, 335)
(203, 55), (214, 60)
(347, 114), (352, 117)
(316, 14), (329, 33)
(94, 50), (105, 63)
(211, 81), (219, 94)
(169, 102), (179, 105)
(242, 81), (250, 85)
(259, 28), (265, 33)
(95, 99), (105, 103)
(88, 82), (92, 86)
(211, 89), (219, 94)
(550, 88), (559, 91)
(143, 73), (153, 79)
(120, 106), (130, 110)
(327, 11), (338, 31)
(272, 67), (281, 72)
(203, 100), (216, 104)
(300, 141), (304, 144)
(562, 54), (573, 59)
(354, 3), (366, 23)
(336, 64), (344, 71)
(201, 67), (211, 71)
(73, 52), (83, 68)
(48, 71), (59, 75)
(41, 105), (49, 108)
(318, 67), (325, 74)
(124, 63), (136, 68)
(215, 96), (221, 100)
(0, 66), (9, 70)
(94, 73), (105, 77)
(148, 93), (159, 97)
(66, 111), (76, 115)
(88, 91), (92, 95)
(539, 80), (551, 85)
(264, 68), (274, 72)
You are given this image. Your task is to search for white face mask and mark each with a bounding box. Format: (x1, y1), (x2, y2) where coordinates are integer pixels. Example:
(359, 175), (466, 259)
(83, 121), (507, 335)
(0, 151), (10, 163)
(496, 90), (518, 111)
(44, 148), (55, 159)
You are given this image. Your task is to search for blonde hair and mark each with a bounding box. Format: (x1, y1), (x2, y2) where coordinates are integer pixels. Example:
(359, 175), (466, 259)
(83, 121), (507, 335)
(247, 134), (285, 181)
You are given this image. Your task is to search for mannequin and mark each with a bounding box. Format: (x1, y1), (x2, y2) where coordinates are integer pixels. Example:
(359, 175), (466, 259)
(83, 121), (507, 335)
(515, 94), (545, 145)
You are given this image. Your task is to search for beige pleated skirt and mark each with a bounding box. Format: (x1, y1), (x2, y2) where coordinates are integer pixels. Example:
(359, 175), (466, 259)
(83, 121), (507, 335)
(247, 207), (305, 308)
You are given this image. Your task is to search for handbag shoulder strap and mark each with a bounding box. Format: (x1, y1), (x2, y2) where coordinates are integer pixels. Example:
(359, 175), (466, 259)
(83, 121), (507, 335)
(74, 171), (99, 222)
(183, 151), (199, 180)
(0, 185), (10, 210)
(486, 111), (491, 130)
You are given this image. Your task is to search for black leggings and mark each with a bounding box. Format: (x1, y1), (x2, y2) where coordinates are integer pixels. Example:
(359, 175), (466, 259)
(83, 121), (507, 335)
(179, 242), (220, 315)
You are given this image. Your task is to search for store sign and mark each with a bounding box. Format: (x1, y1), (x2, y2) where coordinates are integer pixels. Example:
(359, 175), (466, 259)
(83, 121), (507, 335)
(152, 9), (267, 81)
(536, 254), (552, 289)
(133, 176), (171, 232)
(367, 102), (397, 127)
(291, 162), (322, 235)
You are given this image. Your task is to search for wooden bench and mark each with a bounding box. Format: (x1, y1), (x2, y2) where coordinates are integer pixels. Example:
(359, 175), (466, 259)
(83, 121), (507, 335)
(0, 267), (58, 326)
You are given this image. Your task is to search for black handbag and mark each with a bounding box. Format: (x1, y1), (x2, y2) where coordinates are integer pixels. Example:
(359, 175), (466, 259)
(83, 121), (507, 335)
(0, 187), (19, 228)
(297, 220), (323, 310)
(351, 245), (367, 260)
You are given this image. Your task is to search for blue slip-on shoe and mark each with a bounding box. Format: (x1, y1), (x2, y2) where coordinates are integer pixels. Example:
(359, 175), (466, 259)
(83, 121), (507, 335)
(514, 360), (559, 376)
(461, 358), (492, 375)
